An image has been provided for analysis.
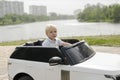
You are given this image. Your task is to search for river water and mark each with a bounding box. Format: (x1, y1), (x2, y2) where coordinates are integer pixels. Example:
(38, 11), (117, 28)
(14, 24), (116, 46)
(0, 19), (120, 42)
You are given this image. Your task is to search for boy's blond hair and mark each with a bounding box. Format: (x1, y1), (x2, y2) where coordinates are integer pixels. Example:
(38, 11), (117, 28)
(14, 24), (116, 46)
(45, 24), (57, 34)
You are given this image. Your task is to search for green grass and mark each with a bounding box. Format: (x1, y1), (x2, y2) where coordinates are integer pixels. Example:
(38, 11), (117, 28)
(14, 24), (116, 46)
(0, 35), (120, 47)
(0, 39), (36, 46)
(73, 35), (120, 47)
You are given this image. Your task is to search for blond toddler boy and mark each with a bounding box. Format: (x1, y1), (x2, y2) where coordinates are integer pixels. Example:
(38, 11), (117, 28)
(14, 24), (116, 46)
(42, 24), (70, 47)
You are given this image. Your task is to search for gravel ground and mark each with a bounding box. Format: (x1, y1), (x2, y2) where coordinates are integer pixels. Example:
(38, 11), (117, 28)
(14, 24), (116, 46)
(0, 46), (120, 80)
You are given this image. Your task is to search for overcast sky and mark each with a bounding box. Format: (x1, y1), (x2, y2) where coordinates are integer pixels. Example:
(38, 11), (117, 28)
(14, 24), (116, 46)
(8, 0), (120, 15)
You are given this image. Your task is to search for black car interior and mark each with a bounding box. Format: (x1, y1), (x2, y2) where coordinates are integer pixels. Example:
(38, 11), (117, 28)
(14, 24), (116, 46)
(23, 39), (79, 46)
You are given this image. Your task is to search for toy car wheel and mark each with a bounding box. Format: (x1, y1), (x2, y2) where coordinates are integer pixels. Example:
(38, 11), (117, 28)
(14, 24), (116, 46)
(18, 75), (33, 80)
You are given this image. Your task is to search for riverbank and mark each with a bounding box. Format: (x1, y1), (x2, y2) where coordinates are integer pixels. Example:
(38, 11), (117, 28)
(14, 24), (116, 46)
(0, 35), (120, 47)
(0, 46), (120, 80)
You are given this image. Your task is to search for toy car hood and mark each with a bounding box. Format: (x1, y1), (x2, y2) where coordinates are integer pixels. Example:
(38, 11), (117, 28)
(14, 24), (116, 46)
(72, 52), (120, 75)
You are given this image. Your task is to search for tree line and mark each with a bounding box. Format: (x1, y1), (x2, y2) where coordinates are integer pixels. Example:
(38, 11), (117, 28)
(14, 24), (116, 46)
(77, 3), (120, 23)
(0, 13), (75, 25)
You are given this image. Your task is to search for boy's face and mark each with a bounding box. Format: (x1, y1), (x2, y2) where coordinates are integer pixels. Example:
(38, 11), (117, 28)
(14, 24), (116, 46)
(46, 27), (57, 40)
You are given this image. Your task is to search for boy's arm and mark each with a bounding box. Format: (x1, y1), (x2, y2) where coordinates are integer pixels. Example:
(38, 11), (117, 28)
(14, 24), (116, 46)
(62, 42), (71, 46)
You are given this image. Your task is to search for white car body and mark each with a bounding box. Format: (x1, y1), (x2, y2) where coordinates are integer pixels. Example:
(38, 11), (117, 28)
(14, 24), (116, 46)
(8, 40), (120, 80)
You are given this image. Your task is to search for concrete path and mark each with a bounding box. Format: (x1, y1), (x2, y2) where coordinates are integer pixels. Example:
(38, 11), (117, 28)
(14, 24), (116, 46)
(0, 46), (120, 80)
(92, 46), (120, 54)
(0, 46), (15, 80)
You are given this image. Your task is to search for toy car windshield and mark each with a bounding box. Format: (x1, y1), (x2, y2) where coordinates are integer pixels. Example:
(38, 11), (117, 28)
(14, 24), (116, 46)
(61, 41), (95, 65)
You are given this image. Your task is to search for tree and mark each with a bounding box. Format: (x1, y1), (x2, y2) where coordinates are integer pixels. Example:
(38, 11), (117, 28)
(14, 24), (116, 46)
(112, 4), (120, 22)
(77, 3), (120, 23)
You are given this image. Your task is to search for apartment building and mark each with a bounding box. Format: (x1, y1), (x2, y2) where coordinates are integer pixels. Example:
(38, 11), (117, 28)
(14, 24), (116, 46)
(0, 1), (24, 18)
(29, 5), (47, 16)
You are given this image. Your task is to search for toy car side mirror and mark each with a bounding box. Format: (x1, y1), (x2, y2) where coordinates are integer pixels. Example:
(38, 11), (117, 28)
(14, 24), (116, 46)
(49, 56), (62, 66)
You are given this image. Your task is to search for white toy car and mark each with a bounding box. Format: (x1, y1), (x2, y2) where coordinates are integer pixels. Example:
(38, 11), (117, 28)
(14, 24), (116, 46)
(8, 39), (120, 80)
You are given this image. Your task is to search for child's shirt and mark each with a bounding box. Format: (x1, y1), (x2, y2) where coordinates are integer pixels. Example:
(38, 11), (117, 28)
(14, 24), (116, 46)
(42, 38), (63, 48)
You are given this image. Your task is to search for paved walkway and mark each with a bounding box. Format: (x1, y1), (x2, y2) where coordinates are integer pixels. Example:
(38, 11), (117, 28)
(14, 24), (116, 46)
(0, 46), (15, 80)
(0, 46), (120, 80)
(92, 46), (120, 54)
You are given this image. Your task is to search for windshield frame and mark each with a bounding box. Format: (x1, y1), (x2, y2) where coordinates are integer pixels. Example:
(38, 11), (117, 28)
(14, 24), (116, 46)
(61, 41), (95, 65)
